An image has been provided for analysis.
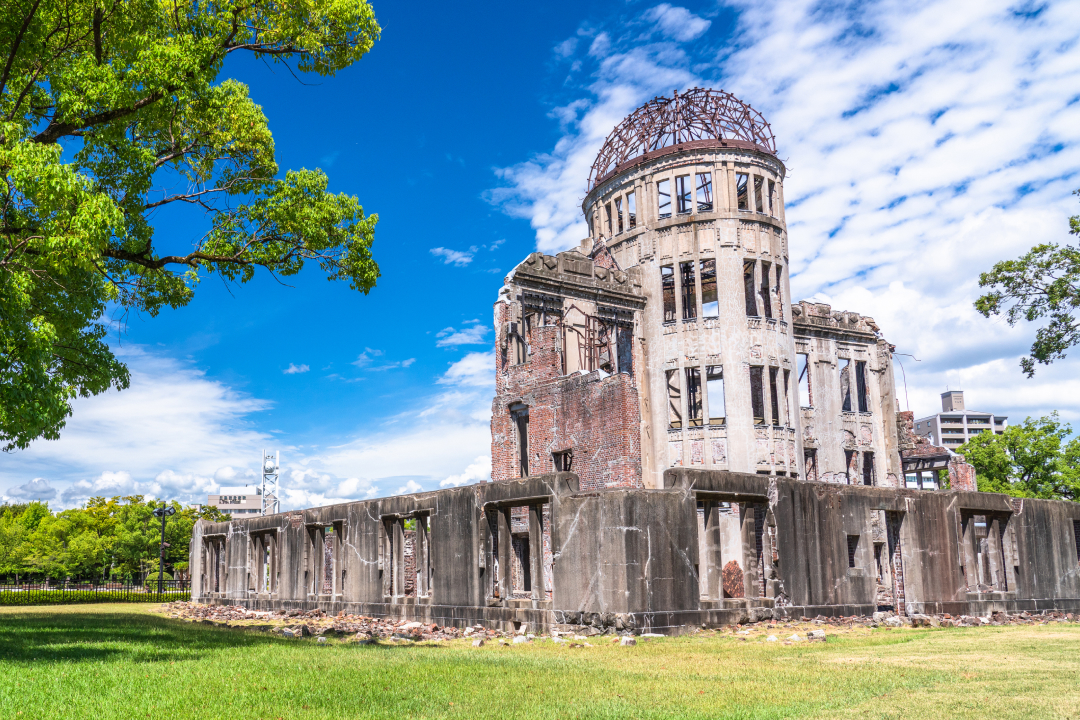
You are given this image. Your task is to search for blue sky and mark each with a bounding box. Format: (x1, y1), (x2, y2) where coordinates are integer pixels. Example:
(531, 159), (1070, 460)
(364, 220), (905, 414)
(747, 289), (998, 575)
(4, 0), (1080, 509)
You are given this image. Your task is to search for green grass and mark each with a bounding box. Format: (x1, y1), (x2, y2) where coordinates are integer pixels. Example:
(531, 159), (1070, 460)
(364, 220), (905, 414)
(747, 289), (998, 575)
(0, 605), (1078, 719)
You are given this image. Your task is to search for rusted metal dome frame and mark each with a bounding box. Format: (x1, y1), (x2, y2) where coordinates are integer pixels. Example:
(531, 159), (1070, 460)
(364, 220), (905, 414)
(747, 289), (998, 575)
(587, 88), (777, 191)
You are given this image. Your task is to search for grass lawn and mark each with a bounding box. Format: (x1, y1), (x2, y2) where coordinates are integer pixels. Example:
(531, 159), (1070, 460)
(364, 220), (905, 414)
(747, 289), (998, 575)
(0, 605), (1078, 719)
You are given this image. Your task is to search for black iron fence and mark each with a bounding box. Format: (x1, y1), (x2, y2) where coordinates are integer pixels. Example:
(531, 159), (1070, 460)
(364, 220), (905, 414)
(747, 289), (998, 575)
(0, 581), (190, 606)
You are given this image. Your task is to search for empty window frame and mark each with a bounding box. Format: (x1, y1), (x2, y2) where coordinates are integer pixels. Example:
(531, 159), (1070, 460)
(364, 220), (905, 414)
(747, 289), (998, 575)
(675, 175), (692, 214)
(661, 265), (676, 322)
(706, 366), (725, 424)
(736, 172), (749, 210)
(616, 325), (633, 375)
(783, 369), (793, 428)
(847, 535), (859, 568)
(627, 191), (637, 228)
(685, 367), (703, 427)
(700, 259), (718, 317)
(774, 265), (784, 317)
(512, 406), (530, 477)
(862, 451), (875, 486)
(553, 449), (573, 472)
(696, 172), (713, 211)
(605, 203), (612, 236)
(797, 353), (812, 408)
(754, 176), (765, 213)
(839, 359), (853, 412)
(1074, 520), (1080, 564)
(658, 179), (672, 219)
(680, 261), (697, 320)
(743, 260), (758, 317)
(855, 360), (870, 413)
(615, 197), (624, 234)
(844, 449), (857, 483)
(767, 180), (776, 216)
(769, 367), (781, 427)
(759, 261), (773, 319)
(750, 366), (766, 425)
(666, 369), (682, 429)
(804, 449), (818, 482)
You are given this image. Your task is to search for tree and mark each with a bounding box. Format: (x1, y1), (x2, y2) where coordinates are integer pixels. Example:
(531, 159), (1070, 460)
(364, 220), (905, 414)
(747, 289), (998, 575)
(958, 413), (1080, 500)
(975, 190), (1080, 377)
(1, 0), (381, 450)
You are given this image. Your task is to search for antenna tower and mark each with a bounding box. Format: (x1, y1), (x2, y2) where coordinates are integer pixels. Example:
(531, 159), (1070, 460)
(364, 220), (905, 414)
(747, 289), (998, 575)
(261, 449), (280, 516)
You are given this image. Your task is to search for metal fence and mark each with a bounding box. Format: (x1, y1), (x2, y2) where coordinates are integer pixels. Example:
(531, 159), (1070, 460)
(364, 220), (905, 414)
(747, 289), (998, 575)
(0, 581), (190, 606)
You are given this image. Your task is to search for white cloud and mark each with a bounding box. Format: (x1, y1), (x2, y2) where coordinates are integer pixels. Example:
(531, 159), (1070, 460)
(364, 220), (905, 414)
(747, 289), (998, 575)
(351, 347), (383, 367)
(430, 247), (476, 266)
(438, 351), (494, 389)
(441, 455), (492, 487)
(283, 363), (310, 374)
(489, 0), (1080, 426)
(435, 323), (490, 347)
(1, 342), (496, 510)
(5, 478), (57, 501)
(645, 4), (711, 42)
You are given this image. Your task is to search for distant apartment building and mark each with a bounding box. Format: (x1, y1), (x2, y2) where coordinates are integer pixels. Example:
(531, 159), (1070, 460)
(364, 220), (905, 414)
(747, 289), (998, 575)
(914, 391), (1007, 450)
(207, 486), (273, 516)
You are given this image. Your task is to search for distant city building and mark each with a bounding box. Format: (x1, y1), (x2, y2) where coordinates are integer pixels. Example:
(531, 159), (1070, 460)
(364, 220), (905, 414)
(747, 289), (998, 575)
(914, 391), (1007, 449)
(207, 486), (274, 516)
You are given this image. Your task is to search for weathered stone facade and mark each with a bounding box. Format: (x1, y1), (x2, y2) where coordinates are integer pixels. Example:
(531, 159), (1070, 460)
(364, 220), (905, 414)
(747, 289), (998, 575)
(190, 89), (1080, 633)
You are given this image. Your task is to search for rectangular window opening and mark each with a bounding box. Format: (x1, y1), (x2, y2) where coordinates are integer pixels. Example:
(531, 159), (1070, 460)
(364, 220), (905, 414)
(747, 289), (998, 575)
(769, 367), (781, 427)
(847, 535), (859, 568)
(680, 261), (697, 320)
(754, 176), (765, 213)
(706, 366), (725, 425)
(759, 261), (773, 319)
(797, 353), (812, 408)
(700, 259), (718, 317)
(696, 172), (713, 212)
(658, 179), (671, 219)
(685, 367), (702, 427)
(553, 449), (573, 472)
(616, 325), (633, 375)
(804, 449), (818, 482)
(604, 203), (612, 236)
(774, 265), (784, 318)
(856, 360), (870, 413)
(767, 179), (776, 215)
(862, 451), (875, 486)
(750, 366), (766, 425)
(675, 175), (692, 214)
(840, 359), (852, 412)
(615, 197), (624, 234)
(661, 265), (676, 322)
(1074, 520), (1080, 564)
(627, 191), (637, 228)
(743, 260), (758, 317)
(666, 369), (682, 429)
(783, 369), (792, 428)
(736, 172), (749, 210)
(844, 449), (856, 484)
(512, 406), (529, 478)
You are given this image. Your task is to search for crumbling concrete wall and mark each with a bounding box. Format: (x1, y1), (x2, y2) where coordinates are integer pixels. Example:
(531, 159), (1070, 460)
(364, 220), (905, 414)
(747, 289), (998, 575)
(193, 470), (1080, 633)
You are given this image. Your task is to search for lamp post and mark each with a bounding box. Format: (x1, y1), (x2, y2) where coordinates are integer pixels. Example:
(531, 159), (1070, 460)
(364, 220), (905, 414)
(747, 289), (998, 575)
(152, 505), (176, 594)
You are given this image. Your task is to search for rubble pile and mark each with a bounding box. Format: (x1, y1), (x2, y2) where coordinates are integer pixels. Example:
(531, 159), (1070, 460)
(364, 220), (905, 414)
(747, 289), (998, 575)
(154, 602), (1080, 644)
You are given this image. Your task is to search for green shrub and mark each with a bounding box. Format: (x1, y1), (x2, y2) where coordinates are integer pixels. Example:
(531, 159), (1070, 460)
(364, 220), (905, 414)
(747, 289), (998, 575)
(0, 590), (189, 606)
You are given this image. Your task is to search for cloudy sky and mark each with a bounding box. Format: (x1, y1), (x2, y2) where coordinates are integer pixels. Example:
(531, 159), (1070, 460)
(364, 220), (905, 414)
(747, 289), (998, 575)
(4, 0), (1079, 509)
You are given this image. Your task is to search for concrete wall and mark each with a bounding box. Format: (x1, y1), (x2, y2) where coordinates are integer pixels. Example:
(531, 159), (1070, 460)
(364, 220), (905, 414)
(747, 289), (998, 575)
(193, 470), (1080, 632)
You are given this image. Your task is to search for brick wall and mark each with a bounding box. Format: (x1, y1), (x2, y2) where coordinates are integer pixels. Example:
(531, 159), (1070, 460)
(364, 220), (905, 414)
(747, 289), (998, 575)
(491, 302), (643, 490)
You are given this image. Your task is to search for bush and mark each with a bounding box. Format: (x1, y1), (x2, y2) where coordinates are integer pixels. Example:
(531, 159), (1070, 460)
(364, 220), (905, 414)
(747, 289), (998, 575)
(144, 572), (173, 586)
(0, 589), (189, 606)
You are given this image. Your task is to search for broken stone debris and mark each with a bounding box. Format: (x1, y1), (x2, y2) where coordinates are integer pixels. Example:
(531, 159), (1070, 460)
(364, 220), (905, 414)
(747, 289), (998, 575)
(152, 602), (1080, 646)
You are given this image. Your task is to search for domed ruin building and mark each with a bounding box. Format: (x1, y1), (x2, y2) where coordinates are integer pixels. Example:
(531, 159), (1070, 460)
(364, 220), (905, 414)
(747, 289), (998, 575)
(190, 90), (1080, 633)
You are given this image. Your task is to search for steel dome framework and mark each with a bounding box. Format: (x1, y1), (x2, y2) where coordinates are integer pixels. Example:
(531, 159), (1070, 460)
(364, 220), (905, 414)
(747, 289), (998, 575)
(587, 88), (776, 190)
